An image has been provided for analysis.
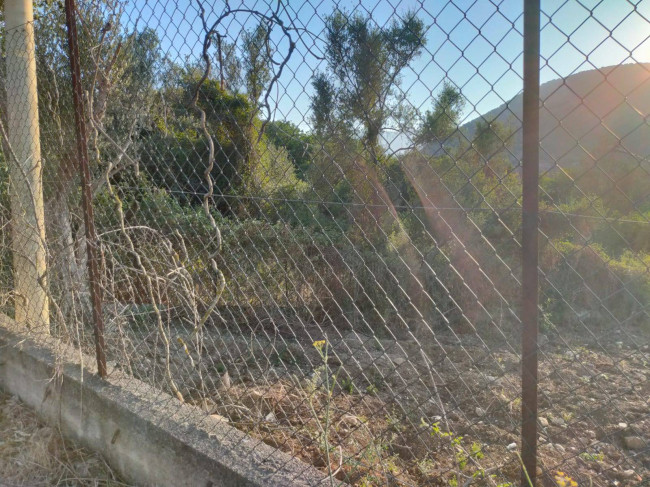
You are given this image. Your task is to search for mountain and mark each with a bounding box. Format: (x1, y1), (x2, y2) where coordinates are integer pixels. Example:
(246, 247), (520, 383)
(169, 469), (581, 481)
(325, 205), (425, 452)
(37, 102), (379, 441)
(458, 63), (650, 171)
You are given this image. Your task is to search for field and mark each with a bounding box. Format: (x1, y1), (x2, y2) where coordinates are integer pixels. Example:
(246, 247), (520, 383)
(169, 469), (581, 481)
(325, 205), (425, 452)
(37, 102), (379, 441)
(104, 306), (649, 486)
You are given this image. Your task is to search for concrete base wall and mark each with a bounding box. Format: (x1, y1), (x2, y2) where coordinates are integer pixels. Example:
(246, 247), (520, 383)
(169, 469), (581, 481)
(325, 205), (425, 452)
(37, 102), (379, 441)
(0, 314), (329, 486)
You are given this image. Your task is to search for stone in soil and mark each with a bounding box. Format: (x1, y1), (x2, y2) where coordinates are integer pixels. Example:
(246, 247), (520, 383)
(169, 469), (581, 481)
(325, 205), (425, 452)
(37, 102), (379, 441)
(339, 413), (362, 429)
(623, 436), (646, 450)
(621, 469), (636, 479)
(550, 416), (566, 426)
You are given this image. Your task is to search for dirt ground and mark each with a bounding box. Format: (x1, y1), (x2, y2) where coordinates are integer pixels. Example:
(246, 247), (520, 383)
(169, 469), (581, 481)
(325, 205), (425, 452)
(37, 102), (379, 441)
(110, 311), (648, 487)
(2, 316), (646, 486)
(0, 391), (128, 487)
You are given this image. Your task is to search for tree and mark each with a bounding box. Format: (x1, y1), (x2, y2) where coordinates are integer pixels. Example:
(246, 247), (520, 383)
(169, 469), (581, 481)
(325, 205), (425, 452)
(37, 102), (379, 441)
(264, 120), (314, 179)
(471, 118), (514, 177)
(322, 9), (426, 158)
(416, 82), (464, 145)
(139, 71), (257, 210)
(473, 119), (509, 158)
(308, 72), (358, 217)
(310, 72), (336, 138)
(242, 22), (271, 105)
(138, 66), (304, 218)
(213, 35), (241, 92)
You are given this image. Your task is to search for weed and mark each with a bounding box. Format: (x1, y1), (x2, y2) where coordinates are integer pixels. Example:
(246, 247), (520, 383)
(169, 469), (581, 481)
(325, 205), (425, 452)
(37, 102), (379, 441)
(579, 452), (604, 463)
(417, 458), (435, 476)
(339, 377), (357, 395)
(424, 420), (488, 486)
(385, 413), (405, 433)
(365, 383), (379, 395)
(272, 346), (297, 366)
(358, 474), (380, 487)
(311, 340), (339, 486)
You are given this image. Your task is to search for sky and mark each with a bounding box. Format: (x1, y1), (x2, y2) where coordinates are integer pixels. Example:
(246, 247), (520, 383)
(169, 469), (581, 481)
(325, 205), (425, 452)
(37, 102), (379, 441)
(122, 0), (650, 135)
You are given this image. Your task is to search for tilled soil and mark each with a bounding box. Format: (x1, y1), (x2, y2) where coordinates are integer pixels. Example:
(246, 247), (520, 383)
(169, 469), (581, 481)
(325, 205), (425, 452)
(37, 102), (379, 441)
(109, 317), (648, 486)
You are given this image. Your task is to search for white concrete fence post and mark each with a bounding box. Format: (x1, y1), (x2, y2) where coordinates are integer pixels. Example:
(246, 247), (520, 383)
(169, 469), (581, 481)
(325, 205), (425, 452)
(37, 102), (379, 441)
(3, 0), (49, 331)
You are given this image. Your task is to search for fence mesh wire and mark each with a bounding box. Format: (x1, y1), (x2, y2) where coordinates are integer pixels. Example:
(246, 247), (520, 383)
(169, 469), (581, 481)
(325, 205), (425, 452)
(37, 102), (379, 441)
(0, 0), (648, 486)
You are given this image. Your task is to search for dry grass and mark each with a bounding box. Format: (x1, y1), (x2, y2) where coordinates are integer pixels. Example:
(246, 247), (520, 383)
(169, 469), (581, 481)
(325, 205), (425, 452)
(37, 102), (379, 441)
(0, 390), (130, 487)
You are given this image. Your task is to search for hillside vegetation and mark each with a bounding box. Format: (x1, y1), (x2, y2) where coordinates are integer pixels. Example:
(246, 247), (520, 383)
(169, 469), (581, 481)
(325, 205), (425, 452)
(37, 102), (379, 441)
(0, 3), (646, 341)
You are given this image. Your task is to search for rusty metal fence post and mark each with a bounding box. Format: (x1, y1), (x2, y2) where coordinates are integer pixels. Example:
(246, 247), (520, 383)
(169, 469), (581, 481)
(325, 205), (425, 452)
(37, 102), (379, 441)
(64, 0), (107, 378)
(521, 0), (541, 483)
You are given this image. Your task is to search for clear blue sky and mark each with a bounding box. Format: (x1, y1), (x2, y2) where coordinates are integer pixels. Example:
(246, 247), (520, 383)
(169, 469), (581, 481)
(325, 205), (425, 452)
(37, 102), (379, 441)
(125, 0), (650, 132)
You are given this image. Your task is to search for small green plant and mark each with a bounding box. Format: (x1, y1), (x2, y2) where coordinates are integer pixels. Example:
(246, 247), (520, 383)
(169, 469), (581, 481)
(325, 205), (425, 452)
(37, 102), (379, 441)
(385, 412), (405, 433)
(540, 297), (558, 333)
(468, 441), (484, 464)
(562, 411), (574, 422)
(417, 458), (435, 476)
(365, 383), (379, 395)
(339, 377), (357, 394)
(512, 397), (522, 411)
(579, 452), (604, 462)
(358, 439), (388, 466)
(424, 420), (487, 486)
(358, 474), (380, 487)
(272, 346), (297, 366)
(384, 454), (401, 475)
(311, 340), (339, 486)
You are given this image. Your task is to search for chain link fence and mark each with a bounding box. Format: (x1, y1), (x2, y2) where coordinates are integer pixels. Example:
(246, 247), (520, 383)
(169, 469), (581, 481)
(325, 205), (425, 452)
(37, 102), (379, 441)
(0, 0), (648, 485)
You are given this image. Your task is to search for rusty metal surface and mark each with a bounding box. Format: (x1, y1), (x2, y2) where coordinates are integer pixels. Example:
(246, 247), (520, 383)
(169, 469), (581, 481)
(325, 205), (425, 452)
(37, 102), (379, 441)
(64, 0), (107, 378)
